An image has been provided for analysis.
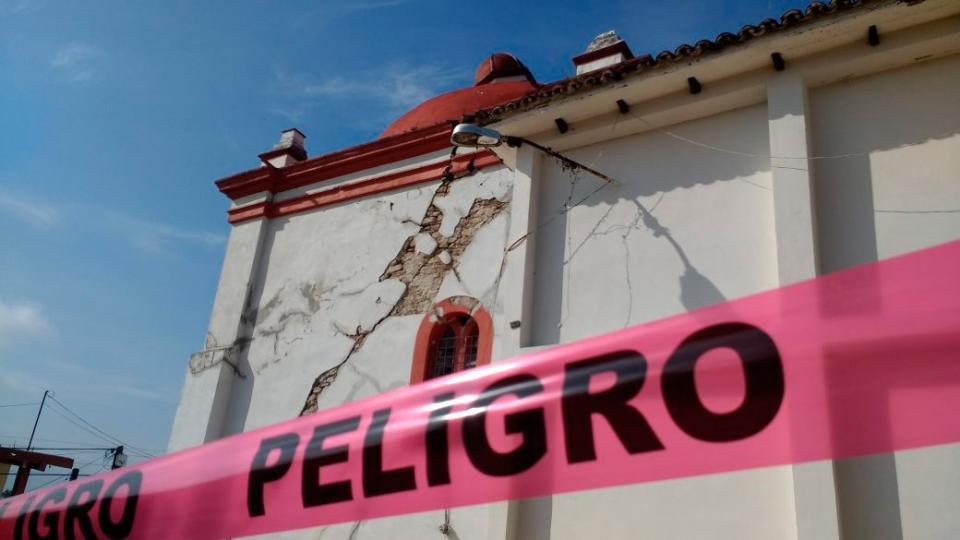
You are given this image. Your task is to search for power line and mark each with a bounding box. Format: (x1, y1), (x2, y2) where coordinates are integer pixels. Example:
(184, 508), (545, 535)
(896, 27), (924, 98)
(46, 397), (156, 459)
(20, 447), (116, 452)
(45, 406), (125, 451)
(2, 473), (93, 477)
(0, 402), (40, 409)
(620, 108), (960, 164)
(44, 406), (152, 460)
(29, 455), (106, 490)
(0, 434), (114, 446)
(42, 405), (142, 457)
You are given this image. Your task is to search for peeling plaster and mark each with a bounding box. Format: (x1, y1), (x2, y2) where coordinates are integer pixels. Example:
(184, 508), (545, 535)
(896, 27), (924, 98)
(300, 161), (511, 415)
(413, 233), (438, 255)
(188, 333), (247, 378)
(383, 197), (508, 316)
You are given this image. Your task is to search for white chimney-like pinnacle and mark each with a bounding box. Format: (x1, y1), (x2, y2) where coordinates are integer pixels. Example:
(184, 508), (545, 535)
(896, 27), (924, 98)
(573, 30), (634, 75)
(259, 128), (308, 168)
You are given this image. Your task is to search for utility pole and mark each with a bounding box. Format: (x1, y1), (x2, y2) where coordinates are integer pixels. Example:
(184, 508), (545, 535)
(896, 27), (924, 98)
(26, 390), (50, 451)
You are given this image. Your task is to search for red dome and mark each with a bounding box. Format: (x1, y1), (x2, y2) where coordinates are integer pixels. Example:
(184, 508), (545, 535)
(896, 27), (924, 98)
(380, 54), (537, 139)
(475, 53), (534, 85)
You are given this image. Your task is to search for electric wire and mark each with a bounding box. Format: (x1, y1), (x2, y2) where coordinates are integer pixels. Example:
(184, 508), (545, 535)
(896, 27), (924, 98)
(44, 406), (133, 454)
(45, 406), (154, 460)
(0, 434), (114, 447)
(19, 447), (116, 452)
(44, 398), (155, 459)
(625, 108), (958, 162)
(47, 396), (156, 458)
(29, 455), (107, 490)
(0, 402), (40, 409)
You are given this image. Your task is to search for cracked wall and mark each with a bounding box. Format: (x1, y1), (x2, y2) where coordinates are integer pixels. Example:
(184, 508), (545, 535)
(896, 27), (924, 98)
(210, 157), (515, 540)
(529, 103), (779, 346)
(215, 160), (514, 435)
(532, 103), (794, 540)
(299, 165), (511, 415)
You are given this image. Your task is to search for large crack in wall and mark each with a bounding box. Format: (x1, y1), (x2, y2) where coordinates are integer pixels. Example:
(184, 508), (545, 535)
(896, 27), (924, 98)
(382, 196), (507, 315)
(300, 166), (509, 415)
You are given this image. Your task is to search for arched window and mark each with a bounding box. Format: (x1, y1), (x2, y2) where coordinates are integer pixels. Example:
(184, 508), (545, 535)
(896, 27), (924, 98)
(428, 314), (479, 378)
(411, 298), (492, 384)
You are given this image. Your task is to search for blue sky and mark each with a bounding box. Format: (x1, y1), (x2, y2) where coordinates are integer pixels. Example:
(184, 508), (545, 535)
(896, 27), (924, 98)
(0, 0), (805, 488)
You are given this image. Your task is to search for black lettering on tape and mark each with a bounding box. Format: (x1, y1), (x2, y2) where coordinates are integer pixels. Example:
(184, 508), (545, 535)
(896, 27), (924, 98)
(463, 374), (547, 476)
(65, 479), (103, 540)
(28, 486), (66, 540)
(248, 433), (300, 517)
(562, 351), (665, 463)
(662, 322), (785, 442)
(426, 393), (455, 486)
(302, 417), (360, 507)
(363, 408), (416, 497)
(98, 470), (141, 540)
(13, 495), (36, 540)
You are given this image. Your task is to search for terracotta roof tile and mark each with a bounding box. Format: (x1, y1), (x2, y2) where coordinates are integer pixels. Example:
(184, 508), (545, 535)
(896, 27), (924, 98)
(475, 0), (890, 123)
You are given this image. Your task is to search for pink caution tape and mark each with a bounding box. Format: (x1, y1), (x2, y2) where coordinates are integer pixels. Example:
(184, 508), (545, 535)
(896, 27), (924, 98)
(2, 240), (960, 539)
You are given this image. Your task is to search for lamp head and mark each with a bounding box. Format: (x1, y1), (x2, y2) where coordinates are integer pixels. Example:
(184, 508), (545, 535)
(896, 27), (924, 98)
(451, 123), (504, 148)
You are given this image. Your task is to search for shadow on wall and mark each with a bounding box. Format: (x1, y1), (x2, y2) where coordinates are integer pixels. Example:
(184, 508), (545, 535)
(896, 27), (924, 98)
(809, 56), (960, 273)
(521, 57), (960, 538)
(820, 331), (960, 540)
(530, 104), (767, 345)
(807, 57), (960, 540)
(638, 202), (727, 313)
(530, 67), (960, 345)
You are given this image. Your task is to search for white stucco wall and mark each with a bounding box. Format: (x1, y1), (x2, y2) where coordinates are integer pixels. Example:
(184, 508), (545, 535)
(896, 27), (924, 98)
(526, 103), (798, 540)
(811, 54), (960, 272)
(223, 183), (436, 434)
(810, 53), (960, 540)
(530, 104), (778, 347)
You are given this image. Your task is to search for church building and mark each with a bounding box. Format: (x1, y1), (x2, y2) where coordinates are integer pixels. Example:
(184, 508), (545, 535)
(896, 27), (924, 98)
(170, 1), (960, 538)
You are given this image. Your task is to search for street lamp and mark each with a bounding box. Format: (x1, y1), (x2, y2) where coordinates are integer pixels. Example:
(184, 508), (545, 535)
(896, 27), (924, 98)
(450, 123), (619, 186)
(451, 124), (513, 148)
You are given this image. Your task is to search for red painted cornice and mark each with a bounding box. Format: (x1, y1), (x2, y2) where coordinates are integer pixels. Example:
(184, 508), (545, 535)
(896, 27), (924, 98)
(227, 150), (501, 225)
(216, 123), (454, 201)
(571, 40), (634, 67)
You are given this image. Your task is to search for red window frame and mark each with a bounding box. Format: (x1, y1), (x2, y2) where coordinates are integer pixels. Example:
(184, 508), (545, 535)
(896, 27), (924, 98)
(410, 299), (493, 384)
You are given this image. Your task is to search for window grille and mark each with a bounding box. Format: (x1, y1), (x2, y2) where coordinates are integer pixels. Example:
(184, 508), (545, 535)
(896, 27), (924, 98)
(427, 315), (480, 380)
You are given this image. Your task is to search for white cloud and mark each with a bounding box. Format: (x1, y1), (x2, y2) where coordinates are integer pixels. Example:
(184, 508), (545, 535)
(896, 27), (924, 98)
(51, 42), (102, 84)
(0, 298), (50, 346)
(107, 214), (226, 255)
(272, 61), (470, 117)
(267, 104), (308, 124)
(0, 192), (59, 227)
(298, 0), (413, 26)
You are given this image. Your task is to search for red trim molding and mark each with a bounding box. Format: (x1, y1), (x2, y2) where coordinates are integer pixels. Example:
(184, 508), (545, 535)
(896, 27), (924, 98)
(227, 151), (501, 225)
(410, 298), (494, 385)
(217, 123), (454, 201)
(258, 146), (307, 163)
(572, 40), (635, 67)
